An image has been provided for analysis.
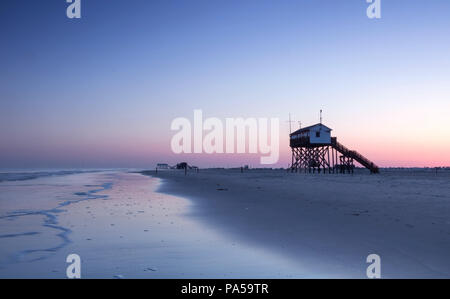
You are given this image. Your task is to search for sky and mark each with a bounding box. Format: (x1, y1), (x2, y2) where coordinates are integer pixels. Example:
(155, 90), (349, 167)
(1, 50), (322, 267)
(1, 0), (449, 169)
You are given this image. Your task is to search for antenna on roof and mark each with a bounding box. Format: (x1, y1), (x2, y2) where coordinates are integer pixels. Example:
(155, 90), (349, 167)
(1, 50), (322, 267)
(320, 109), (323, 124)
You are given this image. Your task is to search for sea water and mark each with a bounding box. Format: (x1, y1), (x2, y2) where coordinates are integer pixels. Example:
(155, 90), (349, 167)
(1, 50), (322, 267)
(0, 170), (305, 278)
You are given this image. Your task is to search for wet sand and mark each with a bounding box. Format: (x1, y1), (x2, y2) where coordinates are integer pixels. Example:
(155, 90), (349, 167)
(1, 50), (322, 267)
(0, 171), (305, 278)
(145, 168), (450, 278)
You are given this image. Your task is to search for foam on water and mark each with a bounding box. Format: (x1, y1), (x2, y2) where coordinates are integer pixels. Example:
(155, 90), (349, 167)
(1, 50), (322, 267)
(0, 171), (306, 278)
(0, 172), (114, 268)
(0, 170), (102, 183)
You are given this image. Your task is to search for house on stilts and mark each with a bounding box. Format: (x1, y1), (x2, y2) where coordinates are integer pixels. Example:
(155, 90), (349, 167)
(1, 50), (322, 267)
(289, 123), (379, 174)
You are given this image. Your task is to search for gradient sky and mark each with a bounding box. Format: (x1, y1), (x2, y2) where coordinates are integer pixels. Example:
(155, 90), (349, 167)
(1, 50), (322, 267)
(1, 0), (449, 168)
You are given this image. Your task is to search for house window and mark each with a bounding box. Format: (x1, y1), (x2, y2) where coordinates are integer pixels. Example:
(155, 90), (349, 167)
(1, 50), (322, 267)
(316, 132), (320, 138)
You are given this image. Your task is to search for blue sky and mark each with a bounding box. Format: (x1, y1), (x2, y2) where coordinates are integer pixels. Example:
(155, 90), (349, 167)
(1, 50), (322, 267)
(1, 0), (450, 168)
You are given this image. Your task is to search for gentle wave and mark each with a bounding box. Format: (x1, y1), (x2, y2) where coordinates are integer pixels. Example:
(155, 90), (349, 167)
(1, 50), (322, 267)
(0, 170), (100, 183)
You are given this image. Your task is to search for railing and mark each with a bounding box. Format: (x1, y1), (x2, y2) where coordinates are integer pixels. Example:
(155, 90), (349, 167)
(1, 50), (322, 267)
(332, 139), (379, 173)
(290, 136), (379, 173)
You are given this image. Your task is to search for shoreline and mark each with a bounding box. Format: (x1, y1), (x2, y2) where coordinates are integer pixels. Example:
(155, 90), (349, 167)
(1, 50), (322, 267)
(143, 169), (450, 278)
(2, 169), (449, 278)
(1, 171), (306, 278)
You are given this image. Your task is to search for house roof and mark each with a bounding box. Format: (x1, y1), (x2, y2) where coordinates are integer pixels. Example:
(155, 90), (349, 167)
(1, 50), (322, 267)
(290, 123), (332, 135)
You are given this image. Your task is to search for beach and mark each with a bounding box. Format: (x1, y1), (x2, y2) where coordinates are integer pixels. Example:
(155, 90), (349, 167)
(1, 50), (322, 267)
(146, 168), (450, 278)
(1, 169), (449, 278)
(0, 171), (304, 278)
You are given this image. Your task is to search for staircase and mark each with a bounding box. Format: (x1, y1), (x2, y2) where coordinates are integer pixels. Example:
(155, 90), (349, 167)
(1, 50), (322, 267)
(332, 139), (379, 173)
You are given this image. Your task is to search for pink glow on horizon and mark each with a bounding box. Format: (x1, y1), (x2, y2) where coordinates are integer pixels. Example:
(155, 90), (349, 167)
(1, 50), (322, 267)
(2, 117), (449, 168)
